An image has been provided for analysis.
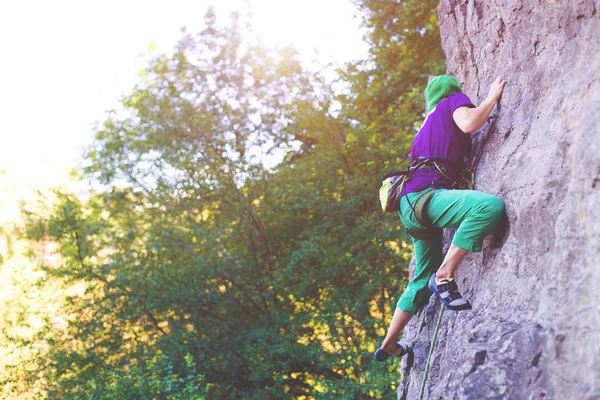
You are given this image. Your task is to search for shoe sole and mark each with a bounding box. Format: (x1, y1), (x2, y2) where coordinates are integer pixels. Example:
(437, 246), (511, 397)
(374, 343), (410, 362)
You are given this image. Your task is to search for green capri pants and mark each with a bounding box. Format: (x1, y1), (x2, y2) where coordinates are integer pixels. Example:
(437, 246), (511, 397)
(396, 188), (505, 313)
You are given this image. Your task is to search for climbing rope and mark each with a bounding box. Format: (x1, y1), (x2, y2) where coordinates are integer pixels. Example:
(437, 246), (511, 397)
(418, 304), (445, 400)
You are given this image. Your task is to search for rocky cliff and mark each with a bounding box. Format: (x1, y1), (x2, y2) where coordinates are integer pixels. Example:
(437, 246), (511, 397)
(398, 1), (599, 399)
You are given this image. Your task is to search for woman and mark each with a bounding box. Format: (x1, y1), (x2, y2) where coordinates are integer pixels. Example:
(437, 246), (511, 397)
(375, 75), (507, 361)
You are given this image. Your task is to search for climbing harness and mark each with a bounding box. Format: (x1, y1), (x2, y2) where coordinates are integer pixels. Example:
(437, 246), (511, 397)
(418, 304), (445, 400)
(380, 157), (457, 214)
(379, 157), (455, 239)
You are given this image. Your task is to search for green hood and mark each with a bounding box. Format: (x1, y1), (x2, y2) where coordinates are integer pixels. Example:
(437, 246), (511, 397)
(426, 75), (463, 113)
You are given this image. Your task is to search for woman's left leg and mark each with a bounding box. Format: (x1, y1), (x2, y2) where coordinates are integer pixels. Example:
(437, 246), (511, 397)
(380, 307), (413, 353)
(380, 222), (443, 353)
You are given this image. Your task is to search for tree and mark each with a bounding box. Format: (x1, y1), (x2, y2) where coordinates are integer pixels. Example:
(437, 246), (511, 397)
(22, 1), (445, 398)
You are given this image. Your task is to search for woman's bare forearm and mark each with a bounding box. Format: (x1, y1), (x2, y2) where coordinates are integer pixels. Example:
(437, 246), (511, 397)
(463, 95), (498, 132)
(453, 76), (506, 134)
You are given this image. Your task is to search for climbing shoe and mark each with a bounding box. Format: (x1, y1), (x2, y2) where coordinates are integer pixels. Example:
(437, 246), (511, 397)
(374, 342), (409, 362)
(428, 274), (472, 311)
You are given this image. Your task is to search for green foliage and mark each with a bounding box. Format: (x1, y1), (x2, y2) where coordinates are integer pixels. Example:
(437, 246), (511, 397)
(0, 248), (52, 400)
(74, 352), (208, 400)
(15, 1), (444, 398)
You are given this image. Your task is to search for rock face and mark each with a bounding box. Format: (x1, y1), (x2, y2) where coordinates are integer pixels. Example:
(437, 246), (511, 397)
(398, 1), (599, 399)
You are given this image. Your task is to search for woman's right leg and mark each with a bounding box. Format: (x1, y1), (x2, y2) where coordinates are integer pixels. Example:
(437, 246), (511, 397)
(426, 189), (505, 307)
(427, 189), (505, 279)
(427, 189), (505, 253)
(434, 244), (468, 281)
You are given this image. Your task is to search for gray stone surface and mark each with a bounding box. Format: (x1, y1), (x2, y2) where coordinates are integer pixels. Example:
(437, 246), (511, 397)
(398, 1), (599, 399)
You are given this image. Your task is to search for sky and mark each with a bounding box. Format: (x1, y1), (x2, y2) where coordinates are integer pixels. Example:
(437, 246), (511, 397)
(0, 0), (368, 222)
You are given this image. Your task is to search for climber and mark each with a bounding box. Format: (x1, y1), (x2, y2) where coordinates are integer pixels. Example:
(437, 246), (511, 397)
(374, 75), (507, 361)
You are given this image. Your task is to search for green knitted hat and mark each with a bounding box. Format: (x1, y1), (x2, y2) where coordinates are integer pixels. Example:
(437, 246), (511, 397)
(425, 75), (463, 113)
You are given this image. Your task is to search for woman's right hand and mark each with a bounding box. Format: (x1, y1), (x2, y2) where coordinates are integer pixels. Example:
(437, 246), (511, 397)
(488, 76), (507, 102)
